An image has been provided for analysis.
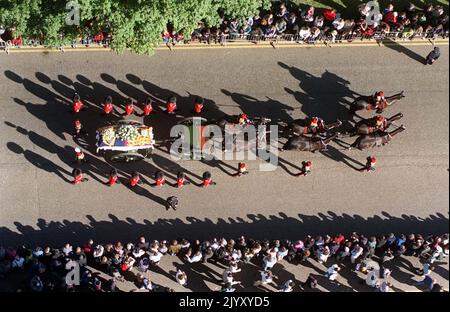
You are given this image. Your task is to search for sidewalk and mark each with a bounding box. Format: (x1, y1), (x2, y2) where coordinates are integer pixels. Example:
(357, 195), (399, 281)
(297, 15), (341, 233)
(1, 38), (448, 54)
(1, 252), (447, 292)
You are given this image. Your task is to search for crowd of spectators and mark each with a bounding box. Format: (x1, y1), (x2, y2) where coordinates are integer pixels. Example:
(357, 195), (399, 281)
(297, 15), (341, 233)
(188, 2), (449, 45)
(0, 232), (448, 292)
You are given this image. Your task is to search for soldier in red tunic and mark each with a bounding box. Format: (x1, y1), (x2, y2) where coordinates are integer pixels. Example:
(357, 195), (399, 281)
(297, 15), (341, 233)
(74, 147), (87, 164)
(360, 156), (377, 172)
(72, 93), (84, 113)
(124, 98), (135, 116)
(107, 168), (120, 186)
(142, 97), (153, 116)
(103, 96), (114, 115)
(176, 172), (190, 188)
(154, 171), (166, 187)
(194, 96), (204, 114)
(202, 171), (216, 187)
(372, 91), (388, 113)
(167, 96), (177, 114)
(73, 119), (87, 138)
(297, 161), (312, 176)
(235, 162), (249, 177)
(72, 168), (88, 184)
(129, 171), (142, 187)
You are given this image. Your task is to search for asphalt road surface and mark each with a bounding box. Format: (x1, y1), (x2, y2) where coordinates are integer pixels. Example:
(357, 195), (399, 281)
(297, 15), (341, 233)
(0, 44), (448, 248)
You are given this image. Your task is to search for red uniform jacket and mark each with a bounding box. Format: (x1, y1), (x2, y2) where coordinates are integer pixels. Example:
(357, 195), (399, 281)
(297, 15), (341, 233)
(73, 100), (84, 113)
(108, 175), (118, 186)
(74, 174), (83, 184)
(167, 102), (177, 113)
(104, 103), (113, 114)
(130, 176), (140, 186)
(194, 103), (203, 113)
(125, 104), (135, 115)
(203, 178), (212, 187)
(155, 177), (165, 187)
(177, 178), (186, 188)
(143, 104), (153, 116)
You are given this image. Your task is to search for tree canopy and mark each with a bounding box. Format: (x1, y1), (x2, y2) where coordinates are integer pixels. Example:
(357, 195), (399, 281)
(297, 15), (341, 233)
(0, 0), (271, 54)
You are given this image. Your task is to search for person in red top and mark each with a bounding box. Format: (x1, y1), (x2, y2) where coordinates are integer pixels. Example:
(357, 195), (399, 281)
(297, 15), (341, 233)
(167, 96), (177, 114)
(384, 11), (398, 25)
(72, 168), (88, 184)
(142, 97), (153, 116)
(194, 96), (204, 114)
(371, 91), (388, 113)
(154, 171), (166, 187)
(304, 117), (325, 135)
(334, 234), (345, 245)
(107, 168), (120, 186)
(72, 93), (84, 113)
(323, 8), (337, 22)
(374, 116), (388, 132)
(129, 171), (142, 187)
(124, 98), (135, 116)
(202, 171), (216, 187)
(103, 96), (114, 115)
(297, 161), (312, 176)
(235, 162), (249, 177)
(360, 156), (377, 172)
(176, 172), (190, 188)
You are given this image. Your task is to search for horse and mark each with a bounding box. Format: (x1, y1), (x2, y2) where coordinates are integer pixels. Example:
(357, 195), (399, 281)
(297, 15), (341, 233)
(350, 91), (405, 113)
(284, 118), (342, 136)
(281, 132), (339, 152)
(345, 113), (403, 136)
(348, 125), (406, 150)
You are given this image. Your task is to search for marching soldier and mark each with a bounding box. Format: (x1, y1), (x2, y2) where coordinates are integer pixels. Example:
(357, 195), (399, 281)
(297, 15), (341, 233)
(235, 162), (249, 177)
(107, 168), (120, 186)
(202, 171), (216, 187)
(74, 147), (87, 164)
(194, 96), (204, 114)
(129, 171), (143, 187)
(154, 171), (166, 187)
(360, 156), (377, 172)
(297, 161), (312, 176)
(103, 96), (114, 115)
(167, 96), (177, 114)
(176, 172), (190, 188)
(143, 97), (153, 116)
(72, 168), (88, 184)
(72, 93), (84, 113)
(124, 98), (135, 116)
(73, 119), (87, 138)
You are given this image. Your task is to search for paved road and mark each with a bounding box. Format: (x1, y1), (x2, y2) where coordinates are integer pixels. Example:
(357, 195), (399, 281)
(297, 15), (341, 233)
(0, 43), (448, 248)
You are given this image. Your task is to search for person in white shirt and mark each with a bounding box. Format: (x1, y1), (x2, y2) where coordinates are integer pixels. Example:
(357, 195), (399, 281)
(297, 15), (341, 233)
(149, 251), (163, 265)
(280, 280), (295, 292)
(229, 263), (241, 274)
(186, 251), (203, 263)
(325, 264), (340, 281)
(176, 269), (187, 286)
(133, 248), (145, 259)
(263, 254), (277, 271)
(254, 270), (275, 286)
(62, 243), (73, 256)
(93, 245), (104, 259)
(350, 244), (363, 263)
